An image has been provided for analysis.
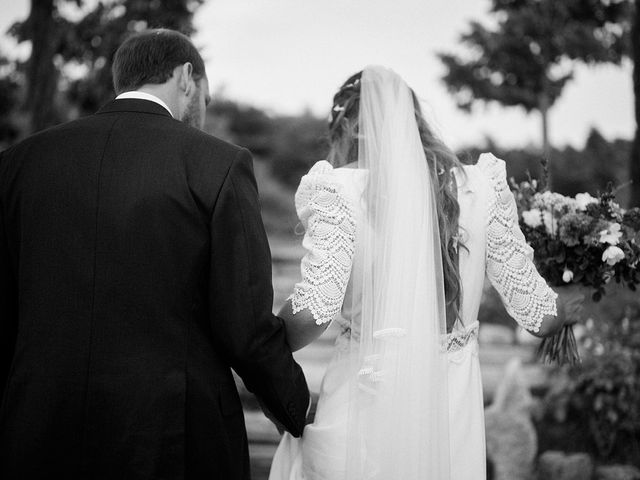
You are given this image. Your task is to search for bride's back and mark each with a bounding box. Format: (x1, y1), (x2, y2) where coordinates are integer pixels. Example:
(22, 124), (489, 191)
(295, 151), (554, 342)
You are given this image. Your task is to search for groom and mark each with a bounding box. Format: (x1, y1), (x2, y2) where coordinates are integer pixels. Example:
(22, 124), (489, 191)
(0, 29), (309, 479)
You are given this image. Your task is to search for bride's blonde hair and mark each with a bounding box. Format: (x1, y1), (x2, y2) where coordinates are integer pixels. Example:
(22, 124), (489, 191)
(327, 71), (465, 330)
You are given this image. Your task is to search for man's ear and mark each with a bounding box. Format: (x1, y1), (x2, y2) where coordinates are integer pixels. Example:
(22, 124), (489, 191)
(178, 62), (194, 95)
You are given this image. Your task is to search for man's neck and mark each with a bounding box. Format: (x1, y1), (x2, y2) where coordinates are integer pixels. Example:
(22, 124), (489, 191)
(117, 87), (177, 118)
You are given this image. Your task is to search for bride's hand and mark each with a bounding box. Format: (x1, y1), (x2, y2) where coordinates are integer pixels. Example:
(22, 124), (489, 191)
(531, 285), (585, 337)
(278, 299), (332, 352)
(554, 284), (585, 326)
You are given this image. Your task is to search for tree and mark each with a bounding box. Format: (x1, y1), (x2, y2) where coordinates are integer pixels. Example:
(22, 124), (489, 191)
(9, 0), (70, 132)
(269, 113), (328, 187)
(631, 2), (640, 206)
(62, 0), (204, 116)
(0, 53), (24, 148)
(207, 99), (275, 156)
(10, 0), (204, 134)
(439, 0), (631, 163)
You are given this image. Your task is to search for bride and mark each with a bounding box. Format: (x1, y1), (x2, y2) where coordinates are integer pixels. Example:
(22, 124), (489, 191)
(268, 65), (573, 480)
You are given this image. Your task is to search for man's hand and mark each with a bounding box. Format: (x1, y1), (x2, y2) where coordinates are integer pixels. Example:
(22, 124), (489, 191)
(256, 397), (286, 435)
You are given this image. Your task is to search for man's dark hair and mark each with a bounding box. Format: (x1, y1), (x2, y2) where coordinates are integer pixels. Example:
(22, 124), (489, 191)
(112, 29), (206, 94)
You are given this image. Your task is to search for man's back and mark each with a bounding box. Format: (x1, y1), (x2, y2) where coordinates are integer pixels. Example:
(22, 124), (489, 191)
(0, 99), (308, 479)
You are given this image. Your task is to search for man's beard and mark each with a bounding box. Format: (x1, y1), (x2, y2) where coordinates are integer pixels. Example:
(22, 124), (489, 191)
(182, 92), (202, 129)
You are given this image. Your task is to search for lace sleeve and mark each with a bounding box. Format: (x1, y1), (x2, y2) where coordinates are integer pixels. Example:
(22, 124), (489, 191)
(290, 161), (357, 325)
(480, 153), (557, 333)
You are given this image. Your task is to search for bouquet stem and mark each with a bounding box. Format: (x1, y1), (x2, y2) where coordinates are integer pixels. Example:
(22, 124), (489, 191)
(536, 324), (580, 365)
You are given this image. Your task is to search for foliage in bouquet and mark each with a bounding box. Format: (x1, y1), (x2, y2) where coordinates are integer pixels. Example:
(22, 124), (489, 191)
(542, 302), (640, 461)
(510, 177), (640, 301)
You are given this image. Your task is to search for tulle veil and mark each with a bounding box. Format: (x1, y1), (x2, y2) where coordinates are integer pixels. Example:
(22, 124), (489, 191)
(344, 65), (451, 479)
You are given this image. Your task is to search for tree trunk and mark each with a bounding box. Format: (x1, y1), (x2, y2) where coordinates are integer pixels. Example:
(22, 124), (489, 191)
(631, 2), (640, 207)
(539, 91), (552, 189)
(541, 99), (550, 159)
(26, 0), (58, 133)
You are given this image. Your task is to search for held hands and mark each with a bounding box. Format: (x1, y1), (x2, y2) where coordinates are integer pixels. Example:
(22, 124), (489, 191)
(257, 394), (313, 436)
(256, 397), (286, 435)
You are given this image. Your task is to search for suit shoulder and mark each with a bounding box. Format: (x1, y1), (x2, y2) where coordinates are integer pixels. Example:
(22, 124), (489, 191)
(175, 123), (245, 159)
(2, 115), (104, 155)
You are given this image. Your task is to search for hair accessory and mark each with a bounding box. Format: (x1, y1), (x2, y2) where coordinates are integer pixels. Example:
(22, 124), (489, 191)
(345, 78), (361, 88)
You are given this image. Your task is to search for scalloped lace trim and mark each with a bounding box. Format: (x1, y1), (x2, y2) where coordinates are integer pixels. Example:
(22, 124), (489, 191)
(291, 168), (356, 325)
(481, 154), (557, 333)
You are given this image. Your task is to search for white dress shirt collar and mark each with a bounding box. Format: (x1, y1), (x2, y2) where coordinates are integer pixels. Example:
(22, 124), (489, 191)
(115, 91), (173, 117)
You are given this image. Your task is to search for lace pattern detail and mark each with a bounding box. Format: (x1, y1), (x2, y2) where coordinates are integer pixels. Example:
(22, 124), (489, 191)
(481, 154), (557, 333)
(445, 321), (479, 353)
(291, 161), (357, 325)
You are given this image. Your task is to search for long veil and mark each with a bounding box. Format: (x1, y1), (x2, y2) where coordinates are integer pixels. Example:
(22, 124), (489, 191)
(344, 66), (451, 478)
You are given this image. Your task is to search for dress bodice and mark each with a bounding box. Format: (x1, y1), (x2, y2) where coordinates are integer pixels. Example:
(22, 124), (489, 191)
(290, 154), (557, 349)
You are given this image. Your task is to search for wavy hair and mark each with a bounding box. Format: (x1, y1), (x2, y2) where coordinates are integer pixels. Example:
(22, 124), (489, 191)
(327, 71), (465, 330)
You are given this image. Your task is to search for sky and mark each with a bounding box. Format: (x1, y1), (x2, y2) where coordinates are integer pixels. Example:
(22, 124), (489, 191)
(0, 0), (634, 150)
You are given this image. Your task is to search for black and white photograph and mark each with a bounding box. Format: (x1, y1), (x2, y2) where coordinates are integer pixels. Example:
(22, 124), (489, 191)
(0, 1), (639, 479)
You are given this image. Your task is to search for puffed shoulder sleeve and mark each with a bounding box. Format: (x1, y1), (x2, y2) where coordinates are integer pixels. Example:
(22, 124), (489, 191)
(479, 153), (557, 333)
(290, 161), (357, 326)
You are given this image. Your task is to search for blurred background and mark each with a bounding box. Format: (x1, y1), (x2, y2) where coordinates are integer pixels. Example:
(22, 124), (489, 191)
(0, 1), (638, 478)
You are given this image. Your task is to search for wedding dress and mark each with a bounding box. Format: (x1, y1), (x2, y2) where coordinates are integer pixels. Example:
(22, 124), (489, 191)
(269, 67), (557, 480)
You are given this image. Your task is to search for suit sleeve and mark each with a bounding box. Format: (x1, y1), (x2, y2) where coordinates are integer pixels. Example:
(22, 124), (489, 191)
(209, 148), (309, 437)
(0, 150), (18, 395)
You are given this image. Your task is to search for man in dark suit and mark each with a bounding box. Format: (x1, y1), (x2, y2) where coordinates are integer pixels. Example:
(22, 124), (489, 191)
(0, 29), (309, 479)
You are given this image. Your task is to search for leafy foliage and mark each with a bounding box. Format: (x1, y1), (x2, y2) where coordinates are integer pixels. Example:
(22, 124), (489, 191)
(8, 0), (204, 132)
(62, 0), (204, 116)
(439, 0), (631, 113)
(461, 129), (632, 203)
(208, 99), (275, 156)
(0, 53), (23, 148)
(268, 114), (328, 187)
(543, 301), (640, 461)
(207, 99), (328, 188)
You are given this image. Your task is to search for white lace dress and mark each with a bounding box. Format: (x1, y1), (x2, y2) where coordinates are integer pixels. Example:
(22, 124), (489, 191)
(269, 153), (557, 480)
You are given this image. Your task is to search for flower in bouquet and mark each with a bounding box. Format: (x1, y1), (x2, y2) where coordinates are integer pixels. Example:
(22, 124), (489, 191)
(558, 213), (592, 247)
(602, 245), (625, 266)
(562, 269), (574, 283)
(598, 222), (622, 246)
(532, 191), (577, 214)
(522, 208), (543, 229)
(584, 219), (611, 247)
(574, 192), (598, 211)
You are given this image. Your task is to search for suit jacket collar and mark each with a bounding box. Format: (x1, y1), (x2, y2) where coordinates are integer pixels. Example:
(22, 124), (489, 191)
(97, 98), (174, 118)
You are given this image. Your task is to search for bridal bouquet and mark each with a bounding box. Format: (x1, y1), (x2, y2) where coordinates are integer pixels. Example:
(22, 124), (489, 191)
(510, 177), (640, 365)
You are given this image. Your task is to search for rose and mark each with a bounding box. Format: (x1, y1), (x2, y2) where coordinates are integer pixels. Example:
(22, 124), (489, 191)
(562, 269), (574, 283)
(602, 245), (625, 266)
(598, 223), (623, 246)
(522, 209), (543, 228)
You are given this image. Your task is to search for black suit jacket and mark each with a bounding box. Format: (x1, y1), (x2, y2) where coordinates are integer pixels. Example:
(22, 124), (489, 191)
(0, 99), (309, 479)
